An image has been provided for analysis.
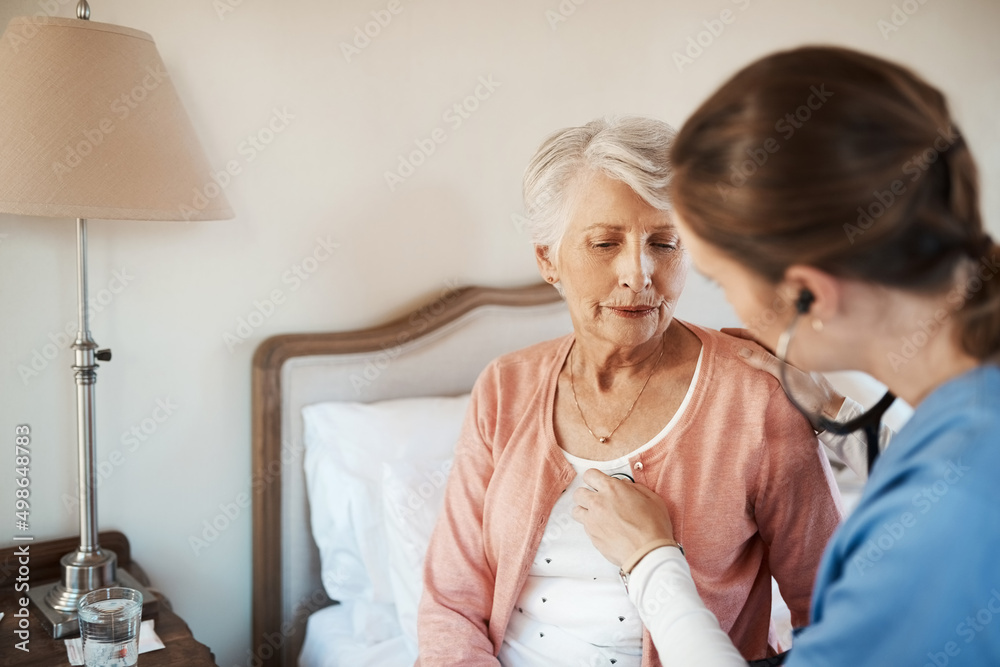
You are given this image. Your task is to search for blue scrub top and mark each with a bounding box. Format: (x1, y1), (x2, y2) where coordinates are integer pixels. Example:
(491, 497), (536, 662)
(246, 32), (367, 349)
(787, 364), (1000, 666)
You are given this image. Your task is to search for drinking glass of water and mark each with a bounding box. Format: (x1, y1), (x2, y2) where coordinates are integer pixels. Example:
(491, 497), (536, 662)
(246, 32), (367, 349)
(78, 587), (143, 667)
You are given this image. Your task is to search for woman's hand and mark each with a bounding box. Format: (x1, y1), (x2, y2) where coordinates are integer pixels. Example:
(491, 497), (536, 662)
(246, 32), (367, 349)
(572, 468), (674, 568)
(722, 327), (846, 427)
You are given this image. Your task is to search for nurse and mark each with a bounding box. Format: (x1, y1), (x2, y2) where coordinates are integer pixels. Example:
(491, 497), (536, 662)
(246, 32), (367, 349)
(573, 45), (1000, 665)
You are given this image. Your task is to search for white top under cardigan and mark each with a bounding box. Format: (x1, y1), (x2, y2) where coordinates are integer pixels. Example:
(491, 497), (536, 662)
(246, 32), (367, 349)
(498, 350), (703, 667)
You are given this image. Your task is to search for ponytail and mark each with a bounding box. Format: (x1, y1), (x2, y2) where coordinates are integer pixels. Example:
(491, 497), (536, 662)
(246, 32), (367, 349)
(956, 240), (1000, 363)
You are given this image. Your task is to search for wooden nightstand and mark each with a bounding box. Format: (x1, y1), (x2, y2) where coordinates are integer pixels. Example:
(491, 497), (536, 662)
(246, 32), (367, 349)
(0, 531), (217, 666)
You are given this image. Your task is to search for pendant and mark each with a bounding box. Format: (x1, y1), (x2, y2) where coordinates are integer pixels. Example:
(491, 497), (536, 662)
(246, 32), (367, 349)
(599, 437), (608, 443)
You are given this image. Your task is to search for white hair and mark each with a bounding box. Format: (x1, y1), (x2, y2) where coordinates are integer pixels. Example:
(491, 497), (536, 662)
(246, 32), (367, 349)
(521, 116), (676, 258)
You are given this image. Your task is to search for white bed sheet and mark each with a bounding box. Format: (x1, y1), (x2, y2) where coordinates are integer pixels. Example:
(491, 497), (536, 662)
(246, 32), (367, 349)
(298, 600), (416, 667)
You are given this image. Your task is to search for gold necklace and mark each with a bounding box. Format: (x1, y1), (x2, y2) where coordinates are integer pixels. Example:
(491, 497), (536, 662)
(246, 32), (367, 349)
(568, 338), (665, 444)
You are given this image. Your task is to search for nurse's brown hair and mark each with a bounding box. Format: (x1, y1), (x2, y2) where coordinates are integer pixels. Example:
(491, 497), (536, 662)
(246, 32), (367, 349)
(669, 45), (999, 362)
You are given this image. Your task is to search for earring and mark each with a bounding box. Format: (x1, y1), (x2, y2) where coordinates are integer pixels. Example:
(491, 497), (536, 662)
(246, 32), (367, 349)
(811, 318), (824, 332)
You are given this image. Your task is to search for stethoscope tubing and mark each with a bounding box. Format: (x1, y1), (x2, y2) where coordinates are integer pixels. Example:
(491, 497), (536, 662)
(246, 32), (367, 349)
(775, 313), (895, 475)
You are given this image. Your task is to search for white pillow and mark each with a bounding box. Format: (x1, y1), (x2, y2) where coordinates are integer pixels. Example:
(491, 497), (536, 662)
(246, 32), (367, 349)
(302, 394), (470, 604)
(381, 456), (454, 657)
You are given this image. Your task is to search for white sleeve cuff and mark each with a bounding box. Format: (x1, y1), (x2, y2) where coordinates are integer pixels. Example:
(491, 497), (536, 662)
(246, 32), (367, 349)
(626, 548), (746, 666)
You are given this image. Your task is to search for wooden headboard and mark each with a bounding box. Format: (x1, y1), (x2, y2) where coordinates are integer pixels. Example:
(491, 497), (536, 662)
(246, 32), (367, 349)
(250, 283), (571, 667)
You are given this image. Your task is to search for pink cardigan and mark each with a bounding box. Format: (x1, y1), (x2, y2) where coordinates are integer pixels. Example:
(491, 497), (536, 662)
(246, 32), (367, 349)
(417, 322), (843, 665)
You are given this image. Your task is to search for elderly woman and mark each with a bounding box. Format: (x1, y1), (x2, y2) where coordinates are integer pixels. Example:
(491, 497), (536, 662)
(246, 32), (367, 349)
(416, 116), (843, 666)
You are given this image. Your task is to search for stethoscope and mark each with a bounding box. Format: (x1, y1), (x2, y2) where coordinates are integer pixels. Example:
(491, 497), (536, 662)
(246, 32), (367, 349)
(775, 289), (896, 475)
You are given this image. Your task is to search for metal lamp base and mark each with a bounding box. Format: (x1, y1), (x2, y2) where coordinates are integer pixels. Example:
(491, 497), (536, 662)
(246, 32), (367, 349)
(28, 563), (158, 639)
(44, 546), (117, 612)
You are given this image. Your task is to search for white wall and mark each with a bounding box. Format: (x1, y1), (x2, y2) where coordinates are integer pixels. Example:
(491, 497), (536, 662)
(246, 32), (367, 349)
(1, 0), (997, 664)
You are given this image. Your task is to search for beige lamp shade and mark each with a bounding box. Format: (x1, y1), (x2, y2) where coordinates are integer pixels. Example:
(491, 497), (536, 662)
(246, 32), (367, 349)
(0, 17), (233, 221)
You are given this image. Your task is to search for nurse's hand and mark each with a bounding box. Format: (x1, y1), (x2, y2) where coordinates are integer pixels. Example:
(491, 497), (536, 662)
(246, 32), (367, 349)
(722, 327), (846, 427)
(572, 468), (674, 568)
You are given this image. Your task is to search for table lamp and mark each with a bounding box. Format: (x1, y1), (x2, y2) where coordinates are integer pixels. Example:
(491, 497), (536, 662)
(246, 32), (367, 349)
(0, 1), (233, 637)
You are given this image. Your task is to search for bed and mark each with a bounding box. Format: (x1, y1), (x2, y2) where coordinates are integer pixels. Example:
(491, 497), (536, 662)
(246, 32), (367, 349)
(250, 282), (910, 667)
(251, 283), (573, 667)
